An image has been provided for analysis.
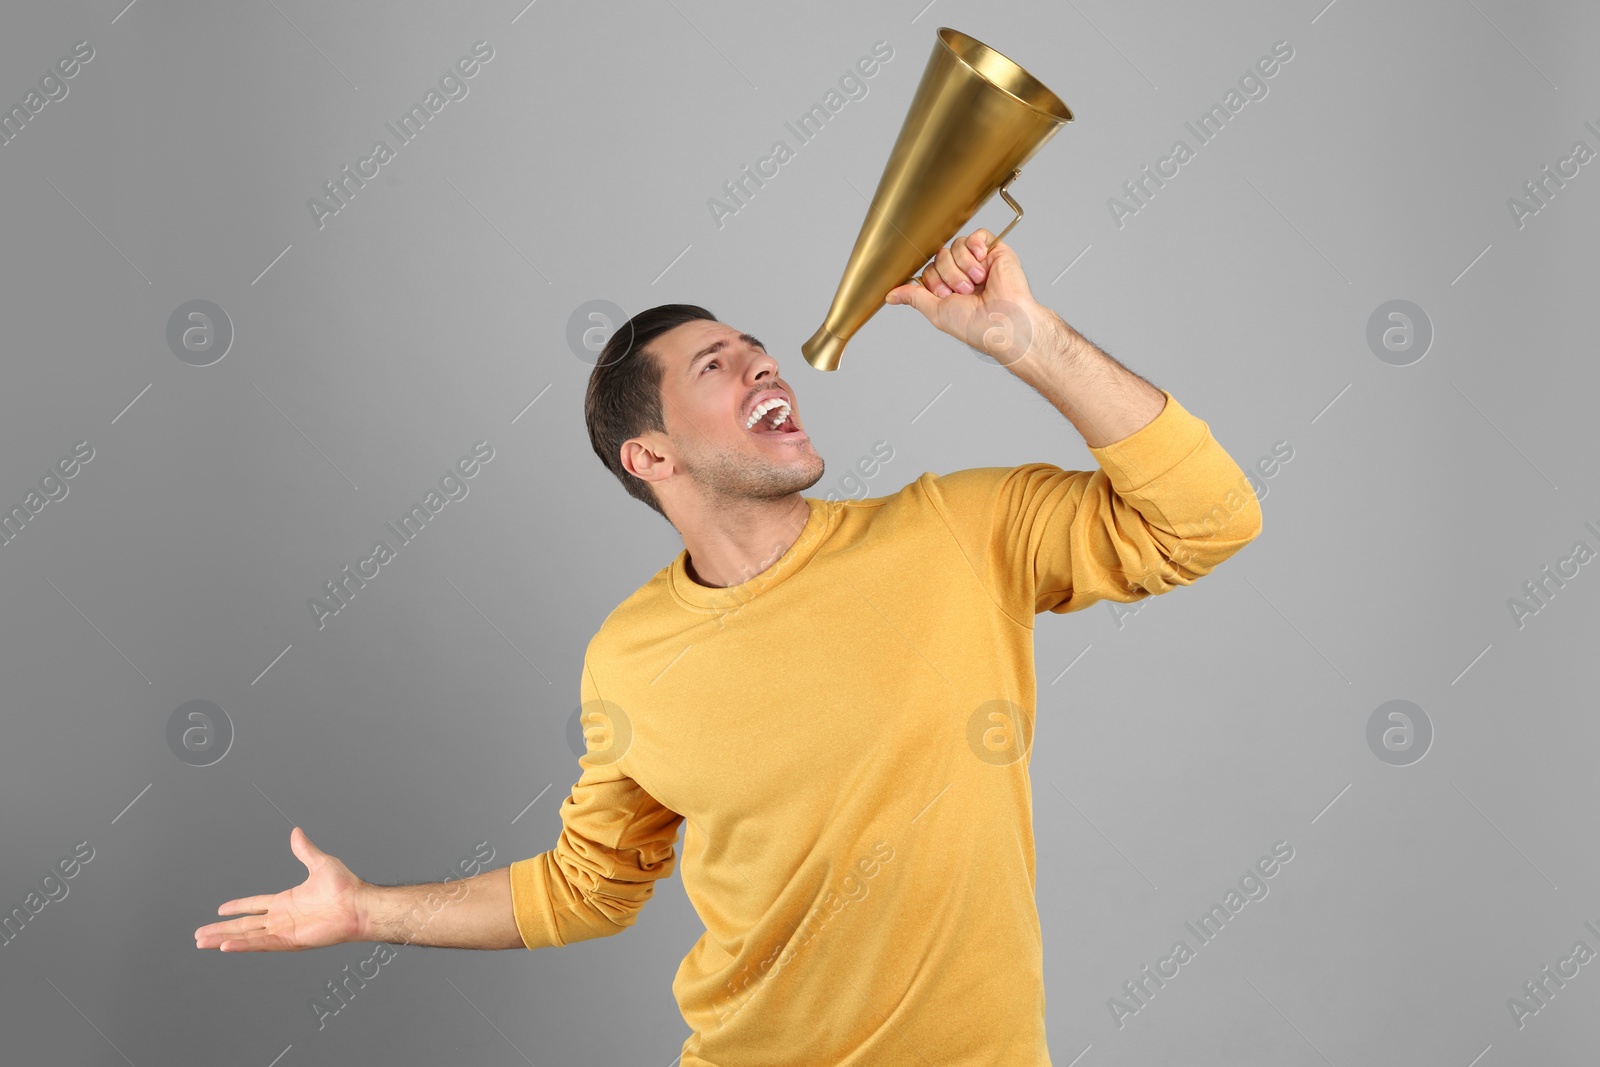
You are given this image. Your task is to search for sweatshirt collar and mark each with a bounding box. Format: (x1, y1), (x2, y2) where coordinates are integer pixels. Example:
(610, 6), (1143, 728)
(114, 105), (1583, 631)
(667, 496), (836, 613)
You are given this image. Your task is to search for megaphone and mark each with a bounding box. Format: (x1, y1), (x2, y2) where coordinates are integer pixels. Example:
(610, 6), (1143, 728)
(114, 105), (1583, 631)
(802, 28), (1073, 372)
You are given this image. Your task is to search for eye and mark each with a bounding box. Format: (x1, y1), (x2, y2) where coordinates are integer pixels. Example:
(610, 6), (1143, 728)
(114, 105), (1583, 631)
(701, 360), (719, 374)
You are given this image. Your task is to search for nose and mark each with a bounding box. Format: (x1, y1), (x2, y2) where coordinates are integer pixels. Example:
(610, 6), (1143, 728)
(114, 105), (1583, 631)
(747, 347), (779, 382)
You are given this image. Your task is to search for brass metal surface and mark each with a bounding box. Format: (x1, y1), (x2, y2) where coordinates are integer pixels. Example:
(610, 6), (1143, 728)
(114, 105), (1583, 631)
(802, 27), (1072, 372)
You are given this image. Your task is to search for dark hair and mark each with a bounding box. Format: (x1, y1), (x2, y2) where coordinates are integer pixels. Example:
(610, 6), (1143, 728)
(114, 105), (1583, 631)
(584, 303), (719, 524)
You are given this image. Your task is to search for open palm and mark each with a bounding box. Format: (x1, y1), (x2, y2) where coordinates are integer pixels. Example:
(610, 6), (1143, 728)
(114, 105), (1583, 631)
(194, 826), (366, 952)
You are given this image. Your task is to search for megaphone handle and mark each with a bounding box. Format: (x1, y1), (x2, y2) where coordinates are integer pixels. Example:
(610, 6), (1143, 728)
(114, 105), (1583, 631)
(989, 170), (1026, 246)
(905, 168), (1024, 284)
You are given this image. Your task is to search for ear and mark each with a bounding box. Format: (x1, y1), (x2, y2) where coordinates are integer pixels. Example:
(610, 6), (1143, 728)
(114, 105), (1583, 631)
(622, 437), (673, 484)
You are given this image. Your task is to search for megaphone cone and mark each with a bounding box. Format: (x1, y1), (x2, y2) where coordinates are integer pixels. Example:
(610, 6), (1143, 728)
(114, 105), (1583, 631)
(802, 28), (1072, 372)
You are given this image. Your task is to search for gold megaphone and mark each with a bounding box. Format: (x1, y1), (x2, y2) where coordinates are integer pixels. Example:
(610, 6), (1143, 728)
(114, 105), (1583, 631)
(802, 28), (1073, 372)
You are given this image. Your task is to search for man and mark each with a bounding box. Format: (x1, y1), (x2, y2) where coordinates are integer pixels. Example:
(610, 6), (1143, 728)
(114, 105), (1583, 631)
(195, 230), (1263, 1064)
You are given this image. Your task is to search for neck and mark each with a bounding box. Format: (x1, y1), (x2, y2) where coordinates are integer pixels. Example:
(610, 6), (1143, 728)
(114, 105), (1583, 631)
(677, 493), (811, 588)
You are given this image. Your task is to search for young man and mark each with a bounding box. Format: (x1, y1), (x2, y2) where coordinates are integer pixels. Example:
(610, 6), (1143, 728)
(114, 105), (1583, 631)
(195, 230), (1263, 1064)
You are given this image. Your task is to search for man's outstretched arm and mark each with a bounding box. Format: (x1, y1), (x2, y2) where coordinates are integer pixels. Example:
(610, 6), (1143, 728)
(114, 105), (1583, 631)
(356, 865), (523, 949)
(193, 826), (523, 952)
(199, 671), (683, 955)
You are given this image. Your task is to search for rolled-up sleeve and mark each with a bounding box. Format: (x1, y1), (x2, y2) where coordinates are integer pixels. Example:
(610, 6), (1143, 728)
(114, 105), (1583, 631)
(921, 389), (1263, 622)
(508, 665), (684, 949)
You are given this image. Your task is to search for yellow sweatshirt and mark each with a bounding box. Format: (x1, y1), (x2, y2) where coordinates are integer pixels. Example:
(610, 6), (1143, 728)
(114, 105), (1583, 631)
(509, 389), (1262, 1065)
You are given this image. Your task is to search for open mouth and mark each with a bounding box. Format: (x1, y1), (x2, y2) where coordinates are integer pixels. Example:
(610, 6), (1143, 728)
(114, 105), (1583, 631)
(744, 398), (804, 437)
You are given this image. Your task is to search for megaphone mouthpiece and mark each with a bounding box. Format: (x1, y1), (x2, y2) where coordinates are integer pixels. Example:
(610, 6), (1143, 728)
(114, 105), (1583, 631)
(802, 326), (849, 374)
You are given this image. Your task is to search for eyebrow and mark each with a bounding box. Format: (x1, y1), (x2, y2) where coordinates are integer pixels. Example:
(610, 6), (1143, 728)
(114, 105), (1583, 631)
(687, 333), (766, 377)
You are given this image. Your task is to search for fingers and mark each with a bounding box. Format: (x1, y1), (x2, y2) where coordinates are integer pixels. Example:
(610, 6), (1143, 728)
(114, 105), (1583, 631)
(929, 248), (969, 296)
(195, 917), (268, 948)
(921, 231), (993, 297)
(198, 916), (268, 938)
(216, 895), (274, 915)
(884, 278), (935, 315)
(956, 229), (991, 281)
(215, 933), (296, 952)
(886, 229), (999, 311)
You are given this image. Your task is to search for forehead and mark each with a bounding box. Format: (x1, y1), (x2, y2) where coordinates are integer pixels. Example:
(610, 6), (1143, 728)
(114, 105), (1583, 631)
(656, 320), (742, 362)
(655, 320), (767, 379)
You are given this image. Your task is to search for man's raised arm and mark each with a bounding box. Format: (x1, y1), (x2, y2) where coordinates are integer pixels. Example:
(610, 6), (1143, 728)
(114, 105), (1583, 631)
(885, 227), (1166, 450)
(887, 228), (1262, 613)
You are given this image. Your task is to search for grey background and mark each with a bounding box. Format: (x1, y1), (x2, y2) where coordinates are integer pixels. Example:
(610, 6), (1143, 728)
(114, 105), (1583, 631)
(1, 0), (1596, 1063)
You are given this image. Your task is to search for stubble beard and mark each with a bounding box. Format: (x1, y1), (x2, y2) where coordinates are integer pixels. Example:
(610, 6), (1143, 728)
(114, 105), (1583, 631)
(680, 437), (825, 511)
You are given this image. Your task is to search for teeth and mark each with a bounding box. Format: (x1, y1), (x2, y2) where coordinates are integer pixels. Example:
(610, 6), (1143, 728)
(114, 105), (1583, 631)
(745, 398), (791, 429)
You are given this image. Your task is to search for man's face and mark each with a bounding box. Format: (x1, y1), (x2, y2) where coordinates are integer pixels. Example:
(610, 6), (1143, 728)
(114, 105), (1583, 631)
(631, 319), (824, 510)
